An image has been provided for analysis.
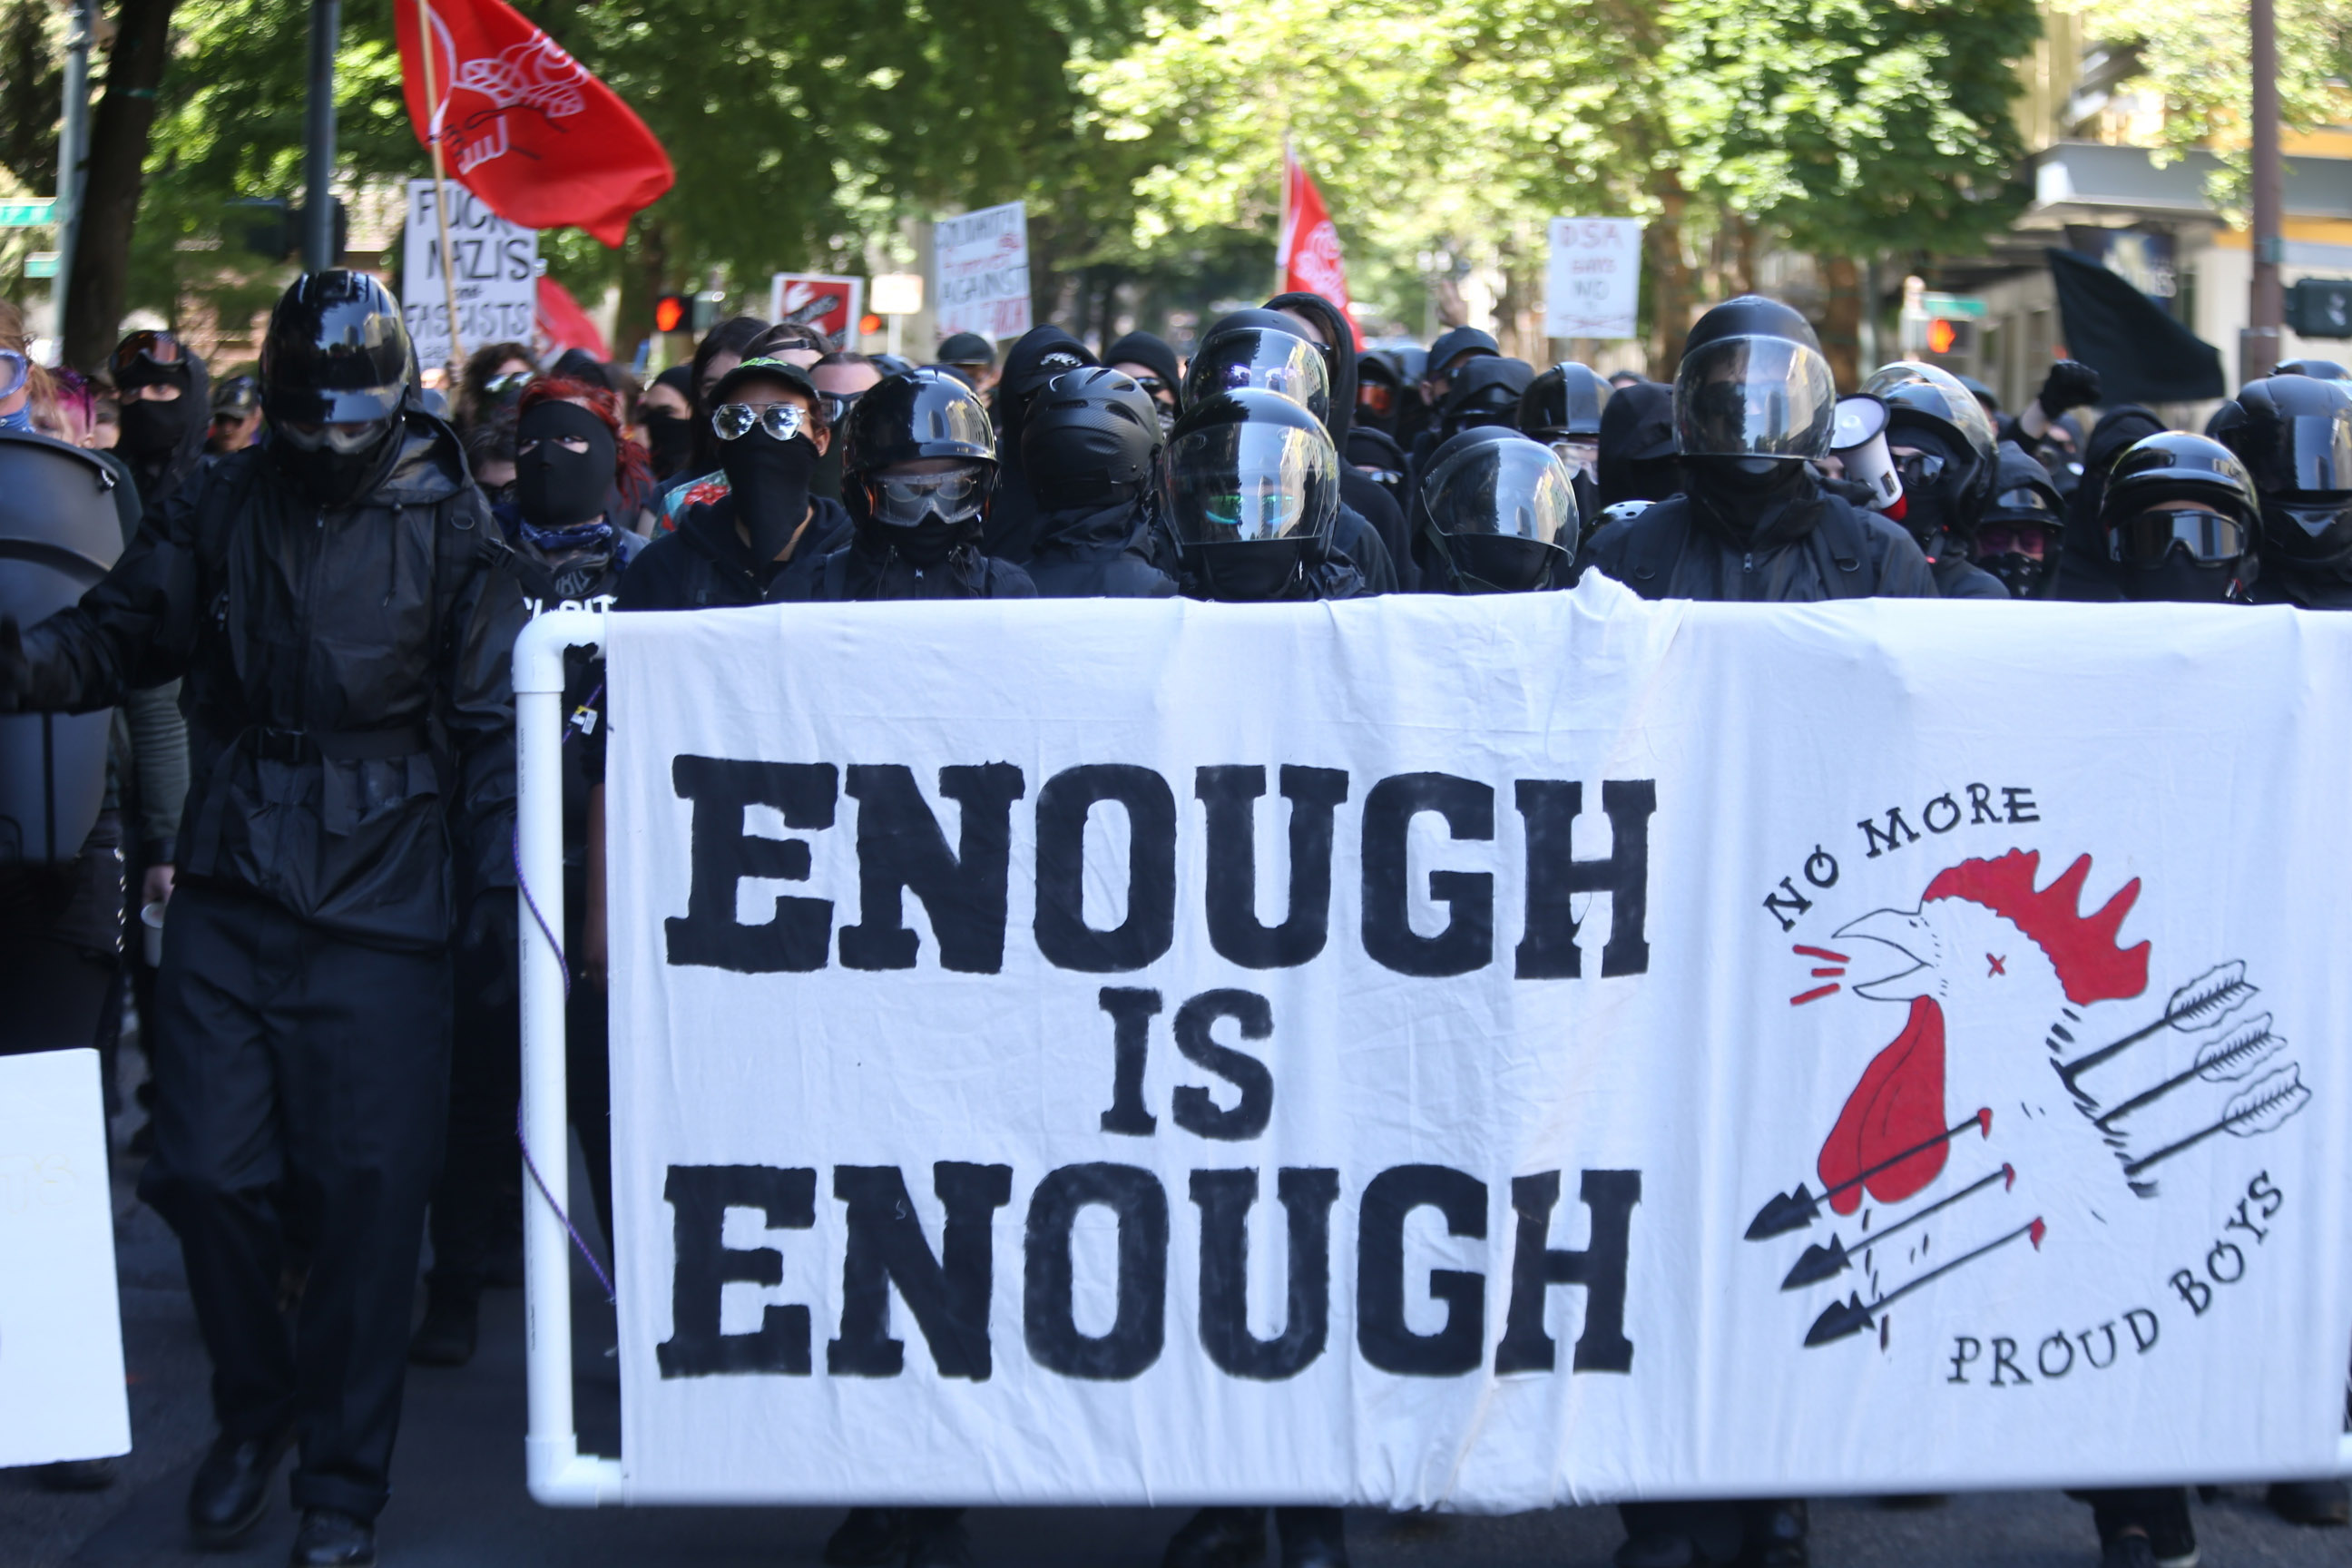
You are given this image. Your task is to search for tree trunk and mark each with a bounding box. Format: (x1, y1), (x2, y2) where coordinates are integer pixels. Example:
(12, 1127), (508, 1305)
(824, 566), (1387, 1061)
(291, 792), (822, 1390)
(1819, 254), (1863, 392)
(1645, 175), (1694, 379)
(614, 217), (665, 368)
(64, 0), (179, 368)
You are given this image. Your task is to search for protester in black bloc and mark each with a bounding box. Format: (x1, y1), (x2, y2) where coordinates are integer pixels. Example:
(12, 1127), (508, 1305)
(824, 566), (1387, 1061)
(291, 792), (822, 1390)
(0, 271), (522, 1568)
(413, 377), (645, 1371)
(208, 372), (264, 454)
(638, 365), (697, 484)
(1346, 424), (1410, 518)
(1412, 426), (1577, 593)
(1266, 290), (1414, 585)
(1971, 441), (2068, 599)
(1594, 377), (1679, 517)
(1436, 355), (1534, 446)
(1104, 328), (1184, 435)
(111, 328), (212, 511)
(1863, 360), (2009, 600)
(1185, 309), (1396, 592)
(455, 339), (534, 432)
(1579, 296), (1935, 614)
(1415, 325), (1500, 441)
(983, 326), (1097, 564)
(2217, 373), (2352, 616)
(657, 314), (772, 520)
(1018, 366), (1178, 598)
(1355, 348), (1405, 437)
(2055, 404), (2165, 602)
(1520, 361), (1612, 533)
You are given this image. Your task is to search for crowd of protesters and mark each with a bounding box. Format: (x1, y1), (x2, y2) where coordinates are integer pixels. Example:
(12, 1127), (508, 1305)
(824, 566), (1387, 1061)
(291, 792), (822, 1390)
(0, 270), (2348, 1568)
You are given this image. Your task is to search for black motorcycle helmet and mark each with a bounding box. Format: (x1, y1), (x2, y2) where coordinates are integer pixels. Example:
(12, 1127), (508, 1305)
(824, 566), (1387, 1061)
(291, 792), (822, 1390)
(1417, 427), (1575, 593)
(2209, 374), (2352, 566)
(1440, 357), (1535, 440)
(1672, 295), (1837, 471)
(1864, 360), (2001, 537)
(1973, 441), (2066, 600)
(1181, 309), (1331, 426)
(2100, 431), (2259, 600)
(841, 368), (997, 537)
(259, 270), (416, 505)
(1519, 363), (1612, 444)
(1167, 387), (1340, 602)
(1019, 367), (1163, 511)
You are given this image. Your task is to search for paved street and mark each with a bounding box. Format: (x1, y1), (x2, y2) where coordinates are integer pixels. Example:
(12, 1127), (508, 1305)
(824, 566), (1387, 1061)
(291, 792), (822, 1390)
(5, 1100), (2347, 1568)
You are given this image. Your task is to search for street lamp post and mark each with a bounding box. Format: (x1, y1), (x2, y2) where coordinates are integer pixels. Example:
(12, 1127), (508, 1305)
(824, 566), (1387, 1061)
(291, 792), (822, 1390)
(2242, 0), (2283, 387)
(303, 0), (340, 273)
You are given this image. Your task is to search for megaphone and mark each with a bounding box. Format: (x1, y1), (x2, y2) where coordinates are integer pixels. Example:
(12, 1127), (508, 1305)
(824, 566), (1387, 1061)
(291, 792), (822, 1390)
(1831, 394), (1903, 517)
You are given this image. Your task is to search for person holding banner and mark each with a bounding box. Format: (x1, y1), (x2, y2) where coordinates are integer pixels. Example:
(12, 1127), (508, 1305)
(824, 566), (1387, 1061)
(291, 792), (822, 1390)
(1411, 428), (1578, 593)
(1017, 366), (1179, 598)
(983, 326), (1097, 565)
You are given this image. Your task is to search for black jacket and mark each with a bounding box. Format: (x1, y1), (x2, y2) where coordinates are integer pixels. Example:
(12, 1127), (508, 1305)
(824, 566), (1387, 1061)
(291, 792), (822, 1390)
(16, 414), (523, 947)
(501, 514), (642, 862)
(1264, 290), (1414, 588)
(1576, 482), (1938, 602)
(618, 493), (852, 611)
(1933, 554), (2011, 601)
(2251, 563), (2352, 610)
(1028, 505), (1178, 598)
(789, 531), (1037, 601)
(986, 327), (1096, 564)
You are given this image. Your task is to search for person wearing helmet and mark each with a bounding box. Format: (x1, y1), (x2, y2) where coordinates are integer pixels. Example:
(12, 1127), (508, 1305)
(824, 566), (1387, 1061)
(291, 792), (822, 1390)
(793, 367), (1034, 601)
(982, 326), (1098, 564)
(2099, 432), (2260, 604)
(1018, 366), (1178, 597)
(1971, 442), (2067, 600)
(1519, 362), (1612, 529)
(2213, 374), (2352, 612)
(1413, 427), (1577, 593)
(2057, 405), (2166, 601)
(1267, 290), (1415, 585)
(1863, 360), (2008, 600)
(1594, 379), (1679, 513)
(0, 270), (525, 1566)
(1436, 356), (1536, 447)
(1577, 295), (1936, 605)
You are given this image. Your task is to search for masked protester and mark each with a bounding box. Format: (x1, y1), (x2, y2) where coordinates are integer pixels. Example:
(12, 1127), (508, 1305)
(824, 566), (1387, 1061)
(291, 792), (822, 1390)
(2100, 433), (2259, 605)
(0, 271), (522, 1568)
(1267, 291), (1414, 588)
(639, 365), (698, 484)
(1018, 367), (1177, 598)
(1437, 356), (1535, 445)
(1520, 362), (1611, 531)
(1972, 442), (2067, 600)
(1578, 296), (1935, 613)
(1998, 359), (2101, 454)
(1417, 325), (1500, 426)
(1595, 380), (1679, 512)
(2058, 406), (2167, 602)
(2212, 374), (2352, 613)
(456, 339), (535, 432)
(2040, 411), (2087, 500)
(1864, 361), (2008, 601)
(1104, 328), (1184, 436)
(1356, 349), (1405, 436)
(1347, 426), (1410, 515)
(1414, 427), (1576, 593)
(982, 327), (1098, 564)
(110, 328), (212, 511)
(412, 378), (643, 1371)
(651, 315), (775, 524)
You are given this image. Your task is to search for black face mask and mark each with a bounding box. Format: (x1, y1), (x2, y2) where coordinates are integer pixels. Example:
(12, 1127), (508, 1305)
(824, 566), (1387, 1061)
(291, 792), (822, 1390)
(1982, 551), (2056, 600)
(270, 416), (400, 507)
(720, 428), (819, 562)
(2124, 549), (2246, 604)
(880, 514), (971, 568)
(1619, 454), (1682, 505)
(1192, 539), (1308, 602)
(1446, 534), (1562, 593)
(119, 396), (194, 463)
(515, 401), (615, 530)
(642, 410), (696, 480)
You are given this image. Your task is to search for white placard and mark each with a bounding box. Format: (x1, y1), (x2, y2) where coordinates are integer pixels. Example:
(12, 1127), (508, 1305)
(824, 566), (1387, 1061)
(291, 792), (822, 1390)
(871, 273), (925, 317)
(603, 581), (2352, 1508)
(401, 178), (539, 371)
(0, 1049), (131, 1467)
(934, 202), (1032, 342)
(1545, 218), (1644, 340)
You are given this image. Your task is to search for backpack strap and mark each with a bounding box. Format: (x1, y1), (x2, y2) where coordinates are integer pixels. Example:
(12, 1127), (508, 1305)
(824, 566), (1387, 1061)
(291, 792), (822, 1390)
(1809, 496), (1875, 600)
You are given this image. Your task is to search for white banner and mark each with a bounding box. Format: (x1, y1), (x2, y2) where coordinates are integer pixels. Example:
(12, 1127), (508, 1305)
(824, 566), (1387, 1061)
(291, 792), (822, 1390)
(0, 1049), (131, 1468)
(1545, 218), (1644, 340)
(934, 202), (1031, 342)
(401, 178), (538, 371)
(603, 581), (2352, 1508)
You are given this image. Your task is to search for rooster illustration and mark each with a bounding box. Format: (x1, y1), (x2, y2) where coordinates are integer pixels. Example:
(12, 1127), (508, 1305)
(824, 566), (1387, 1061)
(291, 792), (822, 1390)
(1749, 849), (2310, 1347)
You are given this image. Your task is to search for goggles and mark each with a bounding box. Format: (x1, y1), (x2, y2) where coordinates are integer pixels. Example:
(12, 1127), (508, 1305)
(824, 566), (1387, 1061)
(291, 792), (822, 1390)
(1975, 523), (2053, 559)
(1894, 450), (1946, 487)
(817, 389), (866, 426)
(1549, 437), (1600, 480)
(277, 418), (390, 455)
(869, 465), (989, 525)
(2112, 508), (2248, 566)
(711, 401), (809, 443)
(2272, 496), (2352, 542)
(1357, 383), (1396, 417)
(1991, 486), (2057, 515)
(0, 347), (26, 401)
(110, 329), (187, 380)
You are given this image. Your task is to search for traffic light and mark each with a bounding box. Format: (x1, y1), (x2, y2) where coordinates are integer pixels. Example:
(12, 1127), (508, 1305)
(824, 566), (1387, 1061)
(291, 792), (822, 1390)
(2285, 278), (2352, 339)
(654, 293), (688, 334)
(654, 291), (724, 335)
(1926, 317), (1975, 356)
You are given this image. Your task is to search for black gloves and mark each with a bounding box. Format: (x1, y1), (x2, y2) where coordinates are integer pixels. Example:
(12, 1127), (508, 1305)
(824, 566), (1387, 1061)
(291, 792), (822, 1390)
(0, 616), (24, 714)
(461, 888), (521, 1010)
(2036, 360), (2102, 419)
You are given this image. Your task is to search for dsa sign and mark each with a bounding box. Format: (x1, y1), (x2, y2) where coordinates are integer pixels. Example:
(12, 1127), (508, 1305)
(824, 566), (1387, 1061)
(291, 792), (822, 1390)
(1544, 219), (1643, 341)
(401, 179), (537, 370)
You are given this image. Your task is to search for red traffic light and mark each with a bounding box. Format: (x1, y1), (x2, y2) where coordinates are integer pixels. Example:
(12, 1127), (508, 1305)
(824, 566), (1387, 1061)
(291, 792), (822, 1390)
(858, 313), (882, 337)
(1926, 318), (1958, 356)
(654, 294), (687, 334)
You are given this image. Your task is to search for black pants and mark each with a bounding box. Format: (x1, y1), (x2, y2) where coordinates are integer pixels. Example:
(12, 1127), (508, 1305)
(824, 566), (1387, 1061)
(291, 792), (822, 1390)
(427, 885), (612, 1298)
(137, 880), (451, 1521)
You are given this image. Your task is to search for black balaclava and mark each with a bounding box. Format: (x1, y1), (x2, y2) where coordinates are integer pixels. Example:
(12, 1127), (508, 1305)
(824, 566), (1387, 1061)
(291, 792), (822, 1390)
(2124, 548), (2245, 605)
(115, 351), (211, 507)
(1889, 424), (1967, 558)
(1683, 456), (1817, 547)
(721, 424), (820, 563)
(643, 366), (697, 480)
(515, 400), (617, 531)
(1595, 381), (1678, 508)
(119, 382), (195, 466)
(1102, 330), (1183, 432)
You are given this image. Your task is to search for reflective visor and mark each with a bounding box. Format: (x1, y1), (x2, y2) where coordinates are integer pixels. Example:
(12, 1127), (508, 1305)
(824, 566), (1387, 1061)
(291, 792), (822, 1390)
(1993, 486), (2058, 515)
(1423, 440), (1576, 544)
(1185, 332), (1330, 422)
(2113, 508), (2248, 565)
(1170, 422), (1337, 545)
(2280, 413), (2352, 492)
(1674, 336), (1837, 460)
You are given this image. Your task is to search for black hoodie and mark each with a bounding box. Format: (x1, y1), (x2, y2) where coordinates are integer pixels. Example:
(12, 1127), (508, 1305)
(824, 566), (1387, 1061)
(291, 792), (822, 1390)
(1028, 504), (1179, 598)
(1265, 290), (1411, 589)
(119, 350), (212, 512)
(2057, 405), (2164, 603)
(1102, 331), (1182, 416)
(985, 326), (1097, 564)
(1596, 381), (1679, 509)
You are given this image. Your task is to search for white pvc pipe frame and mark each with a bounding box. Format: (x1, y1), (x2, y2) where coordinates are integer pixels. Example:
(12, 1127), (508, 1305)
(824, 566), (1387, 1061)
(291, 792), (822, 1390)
(512, 610), (2352, 1506)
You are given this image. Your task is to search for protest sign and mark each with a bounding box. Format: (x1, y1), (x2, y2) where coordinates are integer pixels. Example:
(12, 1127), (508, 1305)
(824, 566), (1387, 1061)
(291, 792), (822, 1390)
(0, 1049), (131, 1469)
(767, 274), (866, 347)
(935, 202), (1032, 341)
(600, 581), (2352, 1507)
(402, 177), (538, 370)
(1545, 218), (1643, 339)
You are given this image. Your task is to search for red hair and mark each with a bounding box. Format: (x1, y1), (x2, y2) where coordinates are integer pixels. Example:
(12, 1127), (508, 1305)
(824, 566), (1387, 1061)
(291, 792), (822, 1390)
(1925, 850), (2148, 1004)
(517, 376), (652, 502)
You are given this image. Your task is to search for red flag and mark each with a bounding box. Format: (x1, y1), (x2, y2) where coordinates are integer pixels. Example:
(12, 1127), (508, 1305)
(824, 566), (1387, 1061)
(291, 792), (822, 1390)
(534, 276), (608, 360)
(396, 0), (673, 248)
(1276, 148), (1363, 350)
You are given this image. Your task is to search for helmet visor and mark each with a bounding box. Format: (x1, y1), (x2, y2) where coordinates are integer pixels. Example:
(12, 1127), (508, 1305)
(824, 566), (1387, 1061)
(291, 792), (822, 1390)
(2259, 412), (2352, 494)
(1185, 332), (1330, 422)
(1675, 337), (1837, 459)
(1423, 441), (1577, 544)
(2114, 508), (2249, 565)
(1170, 421), (1338, 546)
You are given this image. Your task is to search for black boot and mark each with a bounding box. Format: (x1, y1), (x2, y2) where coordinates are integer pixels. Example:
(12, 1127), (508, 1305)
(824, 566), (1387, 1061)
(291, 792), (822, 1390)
(407, 1284), (480, 1367)
(1276, 1505), (1348, 1568)
(2268, 1481), (2349, 1526)
(1163, 1506), (1269, 1568)
(289, 1507), (377, 1566)
(824, 1507), (911, 1566)
(187, 1426), (294, 1547)
(39, 1456), (118, 1491)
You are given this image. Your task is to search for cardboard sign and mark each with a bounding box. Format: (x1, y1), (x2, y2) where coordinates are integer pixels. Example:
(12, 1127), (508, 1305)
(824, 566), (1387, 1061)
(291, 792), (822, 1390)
(401, 178), (539, 370)
(1545, 218), (1644, 340)
(935, 202), (1032, 342)
(767, 274), (866, 348)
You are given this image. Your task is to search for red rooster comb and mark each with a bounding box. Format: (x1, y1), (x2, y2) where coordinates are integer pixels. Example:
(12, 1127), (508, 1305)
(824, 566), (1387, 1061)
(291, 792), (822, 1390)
(1923, 850), (2149, 1004)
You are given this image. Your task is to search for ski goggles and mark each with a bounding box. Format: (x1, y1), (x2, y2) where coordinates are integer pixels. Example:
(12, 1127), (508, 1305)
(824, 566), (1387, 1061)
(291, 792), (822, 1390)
(276, 416), (392, 454)
(2112, 508), (2249, 565)
(0, 348), (25, 400)
(1975, 523), (2053, 559)
(710, 402), (809, 443)
(1894, 450), (1946, 487)
(869, 465), (989, 525)
(110, 329), (187, 382)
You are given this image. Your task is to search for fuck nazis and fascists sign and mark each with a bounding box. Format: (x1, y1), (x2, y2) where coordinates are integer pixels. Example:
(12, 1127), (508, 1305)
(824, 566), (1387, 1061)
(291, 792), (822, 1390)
(602, 581), (2352, 1508)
